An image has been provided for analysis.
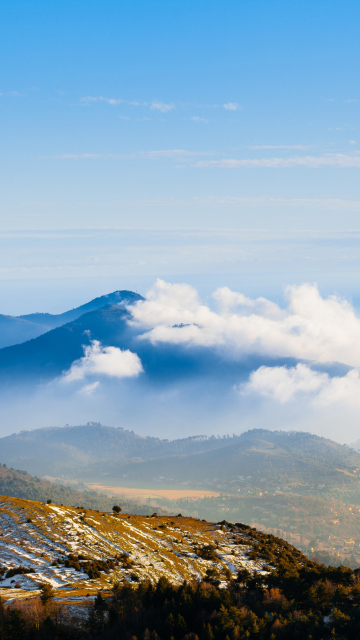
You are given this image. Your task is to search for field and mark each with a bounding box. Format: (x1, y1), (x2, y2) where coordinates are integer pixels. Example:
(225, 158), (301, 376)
(87, 484), (221, 500)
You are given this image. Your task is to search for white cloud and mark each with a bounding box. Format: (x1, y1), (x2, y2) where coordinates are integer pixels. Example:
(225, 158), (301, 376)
(242, 364), (328, 402)
(191, 116), (209, 123)
(56, 154), (120, 159)
(130, 280), (360, 368)
(81, 96), (143, 106)
(195, 154), (360, 169)
(150, 102), (175, 113)
(143, 149), (209, 158)
(56, 149), (209, 161)
(63, 340), (143, 381)
(223, 102), (240, 111)
(242, 364), (360, 407)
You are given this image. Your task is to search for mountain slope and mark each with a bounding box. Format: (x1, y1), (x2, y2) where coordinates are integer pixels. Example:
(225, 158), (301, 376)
(18, 290), (143, 329)
(0, 314), (50, 349)
(0, 290), (143, 349)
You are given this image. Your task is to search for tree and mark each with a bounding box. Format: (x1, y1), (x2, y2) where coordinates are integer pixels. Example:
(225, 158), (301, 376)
(40, 583), (55, 607)
(112, 505), (122, 514)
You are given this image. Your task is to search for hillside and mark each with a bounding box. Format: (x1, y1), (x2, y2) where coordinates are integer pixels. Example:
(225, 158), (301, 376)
(0, 495), (267, 604)
(1, 496), (360, 640)
(0, 290), (143, 349)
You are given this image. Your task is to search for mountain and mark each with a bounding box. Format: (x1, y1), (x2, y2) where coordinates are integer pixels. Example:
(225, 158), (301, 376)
(0, 290), (143, 349)
(0, 304), (134, 380)
(100, 428), (360, 493)
(2, 425), (359, 494)
(0, 424), (248, 475)
(18, 290), (143, 328)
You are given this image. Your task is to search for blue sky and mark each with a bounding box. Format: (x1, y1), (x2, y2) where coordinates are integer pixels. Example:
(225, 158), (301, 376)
(1, 0), (360, 312)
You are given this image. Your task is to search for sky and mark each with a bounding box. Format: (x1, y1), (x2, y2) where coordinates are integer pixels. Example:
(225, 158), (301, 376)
(1, 1), (360, 441)
(1, 0), (360, 314)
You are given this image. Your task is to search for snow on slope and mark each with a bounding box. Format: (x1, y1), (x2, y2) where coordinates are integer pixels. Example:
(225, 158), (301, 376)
(0, 495), (264, 606)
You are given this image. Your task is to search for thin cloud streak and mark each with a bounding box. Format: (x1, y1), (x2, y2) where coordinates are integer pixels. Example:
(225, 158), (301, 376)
(150, 102), (175, 112)
(55, 150), (211, 160)
(248, 145), (309, 150)
(195, 154), (360, 168)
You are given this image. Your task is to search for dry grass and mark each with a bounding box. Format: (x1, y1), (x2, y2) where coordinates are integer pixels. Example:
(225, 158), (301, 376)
(0, 494), (263, 607)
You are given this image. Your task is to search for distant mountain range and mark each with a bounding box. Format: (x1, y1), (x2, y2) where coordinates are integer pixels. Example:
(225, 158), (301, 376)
(1, 424), (359, 498)
(0, 290), (143, 349)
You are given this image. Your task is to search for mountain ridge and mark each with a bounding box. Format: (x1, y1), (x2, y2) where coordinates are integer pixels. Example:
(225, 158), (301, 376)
(0, 290), (143, 349)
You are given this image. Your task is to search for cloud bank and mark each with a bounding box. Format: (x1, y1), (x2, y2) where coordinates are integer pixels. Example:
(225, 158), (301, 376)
(131, 279), (360, 368)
